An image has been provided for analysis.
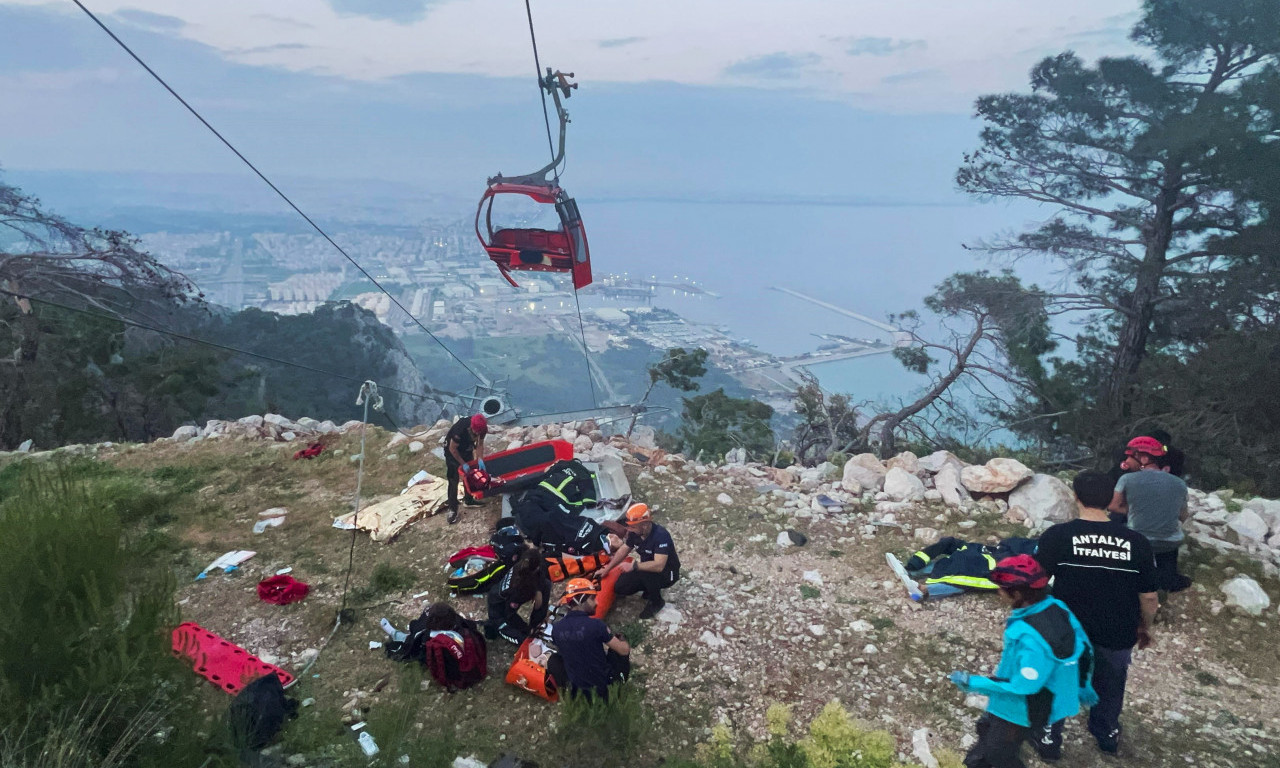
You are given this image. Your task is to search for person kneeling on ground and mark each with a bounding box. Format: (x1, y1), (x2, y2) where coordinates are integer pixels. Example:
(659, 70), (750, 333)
(550, 578), (630, 701)
(444, 413), (489, 525)
(949, 555), (1096, 768)
(486, 546), (551, 644)
(595, 503), (681, 620)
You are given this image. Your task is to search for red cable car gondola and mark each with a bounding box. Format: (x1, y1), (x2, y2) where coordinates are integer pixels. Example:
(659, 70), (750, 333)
(476, 69), (592, 290)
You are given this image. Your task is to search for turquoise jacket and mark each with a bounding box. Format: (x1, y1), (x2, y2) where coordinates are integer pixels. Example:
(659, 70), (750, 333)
(963, 596), (1096, 728)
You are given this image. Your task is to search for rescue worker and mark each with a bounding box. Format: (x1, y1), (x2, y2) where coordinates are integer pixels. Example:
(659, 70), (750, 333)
(485, 547), (551, 645)
(1109, 435), (1192, 592)
(444, 413), (488, 524)
(1034, 471), (1159, 758)
(550, 578), (631, 701)
(949, 555), (1096, 768)
(595, 503), (680, 619)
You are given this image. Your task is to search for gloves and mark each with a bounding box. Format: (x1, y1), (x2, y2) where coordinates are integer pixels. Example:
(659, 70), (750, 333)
(478, 459), (487, 472)
(461, 462), (471, 473)
(948, 671), (971, 690)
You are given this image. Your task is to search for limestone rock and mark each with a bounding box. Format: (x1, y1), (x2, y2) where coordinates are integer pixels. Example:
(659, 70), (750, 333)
(1243, 498), (1280, 534)
(913, 527), (940, 542)
(935, 464), (971, 508)
(699, 631), (727, 649)
(716, 493), (734, 506)
(1228, 510), (1269, 542)
(886, 451), (920, 475)
(238, 415), (265, 428)
(1221, 575), (1271, 615)
(724, 447), (747, 465)
(263, 413), (296, 430)
(573, 434), (593, 454)
(171, 425), (199, 442)
(387, 432), (409, 448)
(630, 425), (658, 450)
(408, 441), (425, 454)
(843, 453), (887, 492)
(919, 450), (965, 474)
(884, 467), (926, 502)
(961, 458), (1033, 494)
(1008, 474), (1076, 526)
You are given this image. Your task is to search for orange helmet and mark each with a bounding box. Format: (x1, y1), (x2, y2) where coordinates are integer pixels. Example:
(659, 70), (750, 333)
(560, 577), (599, 605)
(624, 503), (651, 526)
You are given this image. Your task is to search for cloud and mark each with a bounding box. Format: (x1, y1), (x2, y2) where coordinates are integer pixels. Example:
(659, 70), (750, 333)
(113, 8), (185, 31)
(881, 68), (940, 85)
(325, 0), (438, 24)
(599, 37), (645, 49)
(723, 52), (821, 81)
(234, 43), (313, 56)
(844, 36), (925, 57)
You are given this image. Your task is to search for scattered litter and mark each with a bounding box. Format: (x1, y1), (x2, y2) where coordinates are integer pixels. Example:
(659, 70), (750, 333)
(912, 727), (939, 768)
(412, 590), (431, 599)
(292, 442), (324, 460)
(403, 469), (432, 494)
(253, 516), (285, 534)
(275, 567), (293, 575)
(368, 641), (383, 650)
(301, 698), (315, 707)
(357, 731), (379, 757)
(814, 494), (844, 512)
(885, 552), (923, 602)
(259, 507), (288, 518)
(196, 550), (256, 580)
(257, 575), (310, 605)
(350, 721), (367, 731)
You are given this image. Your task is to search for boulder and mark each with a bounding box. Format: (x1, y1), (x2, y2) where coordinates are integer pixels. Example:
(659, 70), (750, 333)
(1008, 474), (1076, 526)
(263, 413), (296, 430)
(935, 464), (971, 508)
(316, 420), (338, 434)
(630, 425), (658, 450)
(843, 453), (887, 492)
(1243, 498), (1280, 534)
(1227, 510), (1269, 542)
(961, 458), (1033, 494)
(237, 415), (265, 428)
(918, 450), (965, 475)
(295, 417), (320, 431)
(387, 432), (409, 448)
(171, 425), (199, 442)
(716, 493), (734, 506)
(1220, 576), (1271, 616)
(884, 467), (926, 502)
(573, 434), (593, 454)
(408, 441), (425, 454)
(886, 451), (920, 475)
(913, 526), (940, 542)
(724, 447), (748, 465)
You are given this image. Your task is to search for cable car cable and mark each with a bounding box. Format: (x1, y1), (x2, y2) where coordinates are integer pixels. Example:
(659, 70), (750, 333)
(523, 0), (560, 179)
(0, 288), (454, 406)
(69, 0), (487, 387)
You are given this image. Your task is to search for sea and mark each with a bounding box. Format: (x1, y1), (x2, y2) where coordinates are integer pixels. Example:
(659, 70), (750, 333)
(580, 198), (1049, 405)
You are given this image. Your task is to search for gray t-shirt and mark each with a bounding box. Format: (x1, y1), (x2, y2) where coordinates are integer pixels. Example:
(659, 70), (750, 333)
(1116, 470), (1187, 545)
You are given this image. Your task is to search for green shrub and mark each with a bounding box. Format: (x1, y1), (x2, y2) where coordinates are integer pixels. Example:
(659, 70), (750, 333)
(554, 683), (651, 760)
(0, 461), (191, 766)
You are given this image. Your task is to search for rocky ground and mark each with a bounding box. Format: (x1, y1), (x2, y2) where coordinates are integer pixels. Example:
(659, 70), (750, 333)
(10, 415), (1280, 767)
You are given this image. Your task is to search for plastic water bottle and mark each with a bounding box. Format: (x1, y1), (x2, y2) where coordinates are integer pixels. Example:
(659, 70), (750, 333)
(357, 731), (379, 757)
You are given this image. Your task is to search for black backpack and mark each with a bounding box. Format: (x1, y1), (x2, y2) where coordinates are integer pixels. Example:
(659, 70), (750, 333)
(227, 673), (298, 751)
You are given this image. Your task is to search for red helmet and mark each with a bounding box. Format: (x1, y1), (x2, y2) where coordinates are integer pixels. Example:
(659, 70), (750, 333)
(470, 413), (488, 435)
(991, 555), (1050, 589)
(1125, 436), (1166, 457)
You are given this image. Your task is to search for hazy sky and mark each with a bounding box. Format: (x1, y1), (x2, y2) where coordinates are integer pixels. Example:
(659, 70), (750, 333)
(1, 0), (1145, 201)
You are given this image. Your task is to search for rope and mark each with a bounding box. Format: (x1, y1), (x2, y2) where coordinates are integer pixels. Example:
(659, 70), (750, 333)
(571, 287), (599, 408)
(0, 288), (451, 406)
(69, 0), (487, 386)
(524, 0), (559, 179)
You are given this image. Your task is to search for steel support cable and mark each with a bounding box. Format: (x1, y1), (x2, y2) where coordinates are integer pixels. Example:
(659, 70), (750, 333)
(69, 0), (487, 386)
(0, 288), (455, 406)
(524, 0), (560, 180)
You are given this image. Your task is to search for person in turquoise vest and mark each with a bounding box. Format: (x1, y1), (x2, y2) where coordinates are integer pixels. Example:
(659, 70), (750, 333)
(949, 555), (1097, 768)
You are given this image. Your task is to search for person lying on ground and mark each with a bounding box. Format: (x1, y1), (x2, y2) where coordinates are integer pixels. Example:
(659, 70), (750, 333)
(594, 503), (681, 619)
(486, 546), (552, 644)
(1109, 436), (1192, 593)
(444, 413), (488, 525)
(949, 555), (1097, 768)
(1033, 470), (1158, 759)
(550, 578), (630, 701)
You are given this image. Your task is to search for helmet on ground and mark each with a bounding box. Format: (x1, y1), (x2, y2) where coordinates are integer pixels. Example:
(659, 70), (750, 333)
(1125, 435), (1166, 457)
(991, 554), (1050, 589)
(560, 577), (599, 605)
(470, 413), (488, 435)
(624, 503), (651, 526)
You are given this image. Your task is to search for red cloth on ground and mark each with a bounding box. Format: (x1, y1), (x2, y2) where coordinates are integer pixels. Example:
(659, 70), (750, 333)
(293, 442), (324, 460)
(257, 574), (310, 605)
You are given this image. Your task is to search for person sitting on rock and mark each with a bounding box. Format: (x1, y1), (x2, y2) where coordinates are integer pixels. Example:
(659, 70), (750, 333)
(594, 503), (680, 619)
(444, 413), (488, 525)
(550, 578), (630, 701)
(949, 555), (1097, 768)
(485, 546), (551, 645)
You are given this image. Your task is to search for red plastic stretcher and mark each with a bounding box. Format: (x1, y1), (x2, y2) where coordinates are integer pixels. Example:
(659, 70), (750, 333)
(171, 621), (295, 694)
(463, 439), (575, 500)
